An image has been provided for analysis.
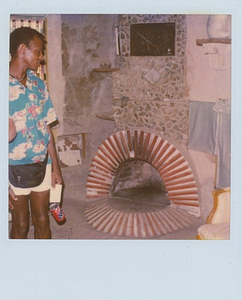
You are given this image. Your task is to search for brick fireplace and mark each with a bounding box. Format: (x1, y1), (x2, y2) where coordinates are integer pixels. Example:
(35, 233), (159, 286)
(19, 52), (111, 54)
(84, 129), (201, 238)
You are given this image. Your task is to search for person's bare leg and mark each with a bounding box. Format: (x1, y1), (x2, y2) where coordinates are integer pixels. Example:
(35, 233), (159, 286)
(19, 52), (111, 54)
(10, 194), (30, 239)
(29, 190), (51, 239)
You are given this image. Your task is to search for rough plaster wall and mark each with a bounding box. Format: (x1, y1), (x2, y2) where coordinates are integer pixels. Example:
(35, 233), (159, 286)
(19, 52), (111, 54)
(189, 149), (216, 218)
(61, 14), (116, 159)
(46, 15), (65, 135)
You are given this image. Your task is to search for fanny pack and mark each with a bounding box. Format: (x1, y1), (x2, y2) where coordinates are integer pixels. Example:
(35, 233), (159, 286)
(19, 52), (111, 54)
(9, 154), (48, 188)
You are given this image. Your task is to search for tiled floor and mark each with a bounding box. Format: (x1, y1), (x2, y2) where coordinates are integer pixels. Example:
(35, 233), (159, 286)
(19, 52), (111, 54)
(26, 194), (205, 240)
(10, 165), (206, 240)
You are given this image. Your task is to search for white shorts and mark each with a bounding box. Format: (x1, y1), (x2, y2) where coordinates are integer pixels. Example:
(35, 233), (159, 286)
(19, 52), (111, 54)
(9, 163), (52, 196)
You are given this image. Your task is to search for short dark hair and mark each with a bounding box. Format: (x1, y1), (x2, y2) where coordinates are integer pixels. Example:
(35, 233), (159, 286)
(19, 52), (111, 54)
(10, 27), (46, 57)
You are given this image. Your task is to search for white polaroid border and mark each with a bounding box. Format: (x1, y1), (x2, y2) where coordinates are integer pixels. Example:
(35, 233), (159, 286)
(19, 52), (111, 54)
(1, 1), (242, 299)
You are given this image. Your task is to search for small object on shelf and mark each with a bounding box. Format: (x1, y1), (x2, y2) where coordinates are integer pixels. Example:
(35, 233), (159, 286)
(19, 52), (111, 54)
(206, 15), (231, 39)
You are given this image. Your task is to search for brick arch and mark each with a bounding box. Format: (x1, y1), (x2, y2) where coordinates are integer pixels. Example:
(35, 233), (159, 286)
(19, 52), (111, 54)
(86, 129), (200, 216)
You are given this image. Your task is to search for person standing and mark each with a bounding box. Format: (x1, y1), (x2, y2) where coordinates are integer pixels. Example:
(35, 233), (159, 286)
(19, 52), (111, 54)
(9, 27), (63, 239)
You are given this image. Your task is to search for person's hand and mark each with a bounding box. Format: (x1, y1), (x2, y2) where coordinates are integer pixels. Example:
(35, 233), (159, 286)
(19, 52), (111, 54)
(51, 169), (64, 188)
(9, 186), (18, 210)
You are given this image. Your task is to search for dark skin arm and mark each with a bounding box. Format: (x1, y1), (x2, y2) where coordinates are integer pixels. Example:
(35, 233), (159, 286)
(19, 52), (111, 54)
(9, 187), (17, 210)
(46, 125), (63, 187)
(9, 117), (16, 142)
(9, 118), (18, 209)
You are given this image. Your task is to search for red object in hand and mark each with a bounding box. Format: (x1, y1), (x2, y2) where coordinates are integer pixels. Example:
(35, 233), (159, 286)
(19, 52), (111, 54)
(50, 204), (66, 223)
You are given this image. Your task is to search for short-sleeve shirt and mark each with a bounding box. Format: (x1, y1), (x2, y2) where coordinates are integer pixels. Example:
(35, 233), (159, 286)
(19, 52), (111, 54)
(9, 70), (57, 166)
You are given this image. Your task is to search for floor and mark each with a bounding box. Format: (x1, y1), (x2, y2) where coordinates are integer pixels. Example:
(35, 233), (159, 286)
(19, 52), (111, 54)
(10, 165), (206, 240)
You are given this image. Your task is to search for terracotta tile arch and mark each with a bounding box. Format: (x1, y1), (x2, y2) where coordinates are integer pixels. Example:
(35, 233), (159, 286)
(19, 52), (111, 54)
(86, 129), (200, 216)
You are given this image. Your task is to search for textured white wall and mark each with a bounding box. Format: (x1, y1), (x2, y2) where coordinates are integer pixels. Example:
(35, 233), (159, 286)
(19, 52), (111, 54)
(46, 14), (65, 136)
(185, 15), (231, 102)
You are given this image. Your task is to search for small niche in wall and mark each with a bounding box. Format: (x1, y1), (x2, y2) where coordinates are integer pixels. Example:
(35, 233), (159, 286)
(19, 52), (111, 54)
(130, 23), (175, 56)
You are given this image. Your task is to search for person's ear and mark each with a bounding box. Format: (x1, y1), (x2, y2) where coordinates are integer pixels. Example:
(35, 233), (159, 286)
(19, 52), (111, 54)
(18, 43), (27, 55)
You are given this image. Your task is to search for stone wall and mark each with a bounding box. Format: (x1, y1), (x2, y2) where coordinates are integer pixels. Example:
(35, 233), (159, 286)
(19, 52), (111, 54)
(112, 14), (188, 143)
(113, 14), (186, 101)
(113, 99), (189, 143)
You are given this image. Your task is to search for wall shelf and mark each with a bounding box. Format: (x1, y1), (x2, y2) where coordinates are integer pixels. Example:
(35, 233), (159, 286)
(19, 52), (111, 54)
(196, 38), (231, 46)
(93, 68), (120, 72)
(96, 111), (114, 121)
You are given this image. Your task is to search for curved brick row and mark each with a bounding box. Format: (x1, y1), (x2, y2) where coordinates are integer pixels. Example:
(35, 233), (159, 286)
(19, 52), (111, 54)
(86, 129), (200, 213)
(84, 199), (196, 238)
(85, 130), (201, 237)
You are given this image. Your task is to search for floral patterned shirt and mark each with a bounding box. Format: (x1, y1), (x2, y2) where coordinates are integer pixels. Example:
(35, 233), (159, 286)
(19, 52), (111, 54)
(9, 70), (57, 165)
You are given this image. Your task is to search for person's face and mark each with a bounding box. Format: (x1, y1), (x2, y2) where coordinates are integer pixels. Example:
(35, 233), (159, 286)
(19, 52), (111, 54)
(23, 35), (44, 71)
